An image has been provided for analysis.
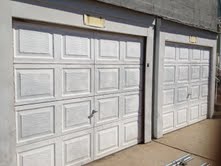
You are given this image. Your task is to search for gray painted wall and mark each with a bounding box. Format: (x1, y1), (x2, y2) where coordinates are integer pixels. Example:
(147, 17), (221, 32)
(0, 0), (16, 166)
(218, 0), (221, 17)
(97, 0), (218, 32)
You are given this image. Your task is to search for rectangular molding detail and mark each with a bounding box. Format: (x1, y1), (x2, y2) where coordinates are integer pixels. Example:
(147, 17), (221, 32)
(162, 43), (210, 134)
(62, 32), (91, 60)
(14, 23), (53, 59)
(123, 120), (140, 145)
(62, 68), (92, 96)
(124, 93), (141, 117)
(96, 96), (119, 124)
(63, 133), (92, 165)
(163, 112), (174, 131)
(15, 68), (54, 102)
(13, 21), (145, 166)
(125, 39), (143, 62)
(95, 125), (119, 156)
(99, 38), (120, 60)
(17, 144), (55, 166)
(62, 100), (92, 132)
(97, 67), (120, 93)
(16, 106), (55, 142)
(123, 66), (142, 90)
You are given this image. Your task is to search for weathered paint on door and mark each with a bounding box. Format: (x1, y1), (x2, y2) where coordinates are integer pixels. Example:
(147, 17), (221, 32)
(14, 21), (144, 166)
(162, 43), (210, 133)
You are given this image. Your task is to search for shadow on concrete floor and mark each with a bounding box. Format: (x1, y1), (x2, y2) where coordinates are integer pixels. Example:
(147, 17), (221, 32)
(86, 119), (221, 166)
(155, 119), (221, 161)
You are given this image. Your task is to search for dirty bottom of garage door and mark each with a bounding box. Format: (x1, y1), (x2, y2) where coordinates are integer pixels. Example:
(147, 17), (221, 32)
(13, 21), (144, 166)
(162, 42), (210, 133)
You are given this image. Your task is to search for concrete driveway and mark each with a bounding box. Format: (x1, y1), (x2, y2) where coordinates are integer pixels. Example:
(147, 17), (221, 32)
(86, 119), (221, 166)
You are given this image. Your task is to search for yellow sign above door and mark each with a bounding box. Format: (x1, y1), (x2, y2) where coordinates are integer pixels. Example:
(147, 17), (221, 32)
(84, 14), (105, 28)
(189, 36), (197, 44)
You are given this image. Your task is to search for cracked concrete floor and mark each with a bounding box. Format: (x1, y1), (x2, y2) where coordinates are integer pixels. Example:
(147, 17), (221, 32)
(86, 119), (221, 166)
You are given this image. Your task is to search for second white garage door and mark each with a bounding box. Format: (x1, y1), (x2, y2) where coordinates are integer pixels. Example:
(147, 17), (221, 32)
(14, 21), (144, 166)
(162, 43), (210, 133)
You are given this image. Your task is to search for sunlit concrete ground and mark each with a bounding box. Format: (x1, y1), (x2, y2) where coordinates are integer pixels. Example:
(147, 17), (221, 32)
(86, 119), (221, 166)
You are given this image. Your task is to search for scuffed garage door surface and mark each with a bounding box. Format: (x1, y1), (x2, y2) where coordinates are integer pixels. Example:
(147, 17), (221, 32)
(13, 21), (144, 166)
(162, 43), (210, 133)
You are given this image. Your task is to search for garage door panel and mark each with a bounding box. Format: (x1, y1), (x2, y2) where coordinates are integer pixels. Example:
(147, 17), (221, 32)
(165, 44), (176, 61)
(177, 65), (189, 83)
(95, 94), (120, 125)
(191, 49), (201, 61)
(201, 84), (209, 99)
(122, 117), (142, 147)
(163, 65), (176, 84)
(202, 49), (210, 62)
(125, 38), (143, 64)
(57, 27), (94, 64)
(62, 99), (93, 133)
(95, 66), (121, 94)
(95, 124), (120, 159)
(99, 39), (119, 60)
(94, 34), (145, 65)
(16, 106), (55, 143)
(123, 66), (143, 91)
(189, 104), (200, 122)
(17, 144), (55, 166)
(123, 92), (142, 118)
(94, 33), (125, 65)
(14, 22), (145, 165)
(163, 88), (175, 106)
(163, 112), (174, 132)
(190, 65), (201, 82)
(201, 65), (209, 80)
(163, 43), (210, 133)
(62, 33), (92, 61)
(18, 29), (52, 55)
(62, 67), (93, 97)
(15, 67), (55, 104)
(162, 105), (176, 114)
(63, 133), (92, 166)
(177, 86), (189, 103)
(95, 35), (120, 62)
(14, 24), (54, 60)
(176, 108), (188, 127)
(190, 85), (200, 100)
(178, 47), (189, 62)
(201, 103), (208, 116)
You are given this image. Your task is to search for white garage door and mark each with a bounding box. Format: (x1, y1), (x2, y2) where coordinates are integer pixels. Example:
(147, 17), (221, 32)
(162, 43), (210, 133)
(13, 21), (144, 166)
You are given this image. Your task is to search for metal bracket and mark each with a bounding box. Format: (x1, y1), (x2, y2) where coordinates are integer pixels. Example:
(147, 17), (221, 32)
(187, 93), (192, 98)
(88, 110), (98, 119)
(200, 163), (210, 166)
(165, 154), (193, 166)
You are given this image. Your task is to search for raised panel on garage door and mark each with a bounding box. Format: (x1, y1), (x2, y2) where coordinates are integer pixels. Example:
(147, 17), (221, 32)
(94, 94), (120, 126)
(162, 43), (210, 134)
(14, 65), (55, 105)
(62, 65), (94, 99)
(93, 32), (144, 159)
(13, 21), (144, 166)
(60, 30), (93, 63)
(13, 22), (54, 62)
(16, 106), (55, 143)
(17, 144), (55, 166)
(62, 131), (93, 166)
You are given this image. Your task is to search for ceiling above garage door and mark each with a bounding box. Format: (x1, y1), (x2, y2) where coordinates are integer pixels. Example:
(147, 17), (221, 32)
(13, 21), (145, 166)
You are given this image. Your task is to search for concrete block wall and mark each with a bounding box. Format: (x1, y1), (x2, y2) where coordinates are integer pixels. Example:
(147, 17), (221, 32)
(97, 0), (218, 32)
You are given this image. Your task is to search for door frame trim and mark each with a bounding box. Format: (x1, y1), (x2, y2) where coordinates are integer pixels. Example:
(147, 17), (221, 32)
(10, 0), (155, 156)
(153, 20), (217, 138)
